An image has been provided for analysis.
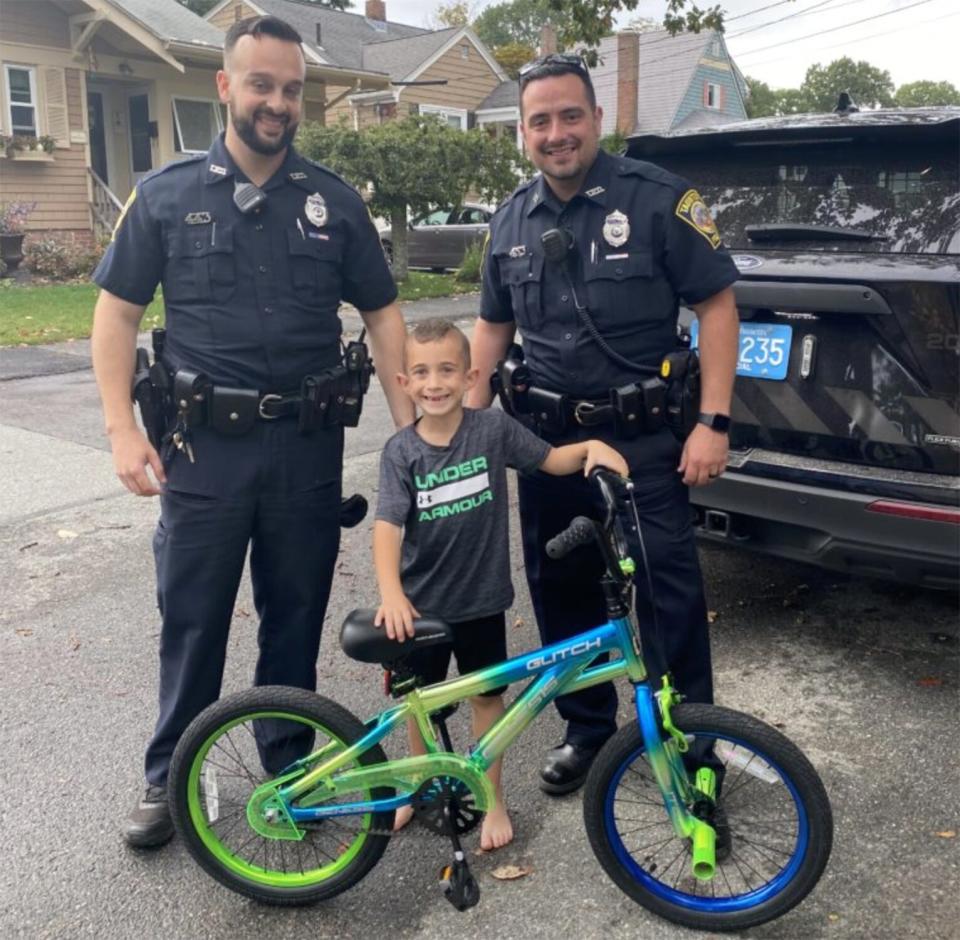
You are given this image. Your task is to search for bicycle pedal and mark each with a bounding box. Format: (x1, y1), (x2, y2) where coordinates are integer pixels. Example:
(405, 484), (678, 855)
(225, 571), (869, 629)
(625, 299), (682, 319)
(439, 854), (480, 911)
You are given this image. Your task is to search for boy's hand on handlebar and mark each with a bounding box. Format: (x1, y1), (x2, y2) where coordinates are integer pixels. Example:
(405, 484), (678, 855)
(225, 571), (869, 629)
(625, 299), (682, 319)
(374, 592), (420, 642)
(583, 440), (629, 478)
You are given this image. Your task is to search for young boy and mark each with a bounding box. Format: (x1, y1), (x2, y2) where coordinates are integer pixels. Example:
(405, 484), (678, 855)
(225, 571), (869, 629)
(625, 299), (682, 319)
(373, 318), (628, 851)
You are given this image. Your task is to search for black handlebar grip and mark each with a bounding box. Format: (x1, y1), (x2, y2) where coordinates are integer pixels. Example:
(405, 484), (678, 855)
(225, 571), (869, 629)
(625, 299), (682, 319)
(546, 516), (596, 560)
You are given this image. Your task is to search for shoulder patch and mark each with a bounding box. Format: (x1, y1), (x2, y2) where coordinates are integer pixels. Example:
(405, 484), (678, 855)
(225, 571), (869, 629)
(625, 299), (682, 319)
(675, 189), (721, 249)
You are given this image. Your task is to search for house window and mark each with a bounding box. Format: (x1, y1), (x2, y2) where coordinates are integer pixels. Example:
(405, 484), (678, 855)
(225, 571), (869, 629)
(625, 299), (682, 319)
(4, 65), (39, 136)
(461, 43), (470, 59)
(172, 97), (224, 153)
(705, 83), (722, 110)
(419, 104), (467, 130)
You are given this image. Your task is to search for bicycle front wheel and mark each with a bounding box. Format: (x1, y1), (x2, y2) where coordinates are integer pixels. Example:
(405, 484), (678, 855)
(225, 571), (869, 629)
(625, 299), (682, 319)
(169, 686), (393, 906)
(584, 704), (832, 932)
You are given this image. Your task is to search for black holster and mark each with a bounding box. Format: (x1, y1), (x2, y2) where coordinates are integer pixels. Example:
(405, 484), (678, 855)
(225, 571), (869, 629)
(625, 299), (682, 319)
(491, 344), (529, 417)
(131, 329), (174, 450)
(299, 338), (374, 433)
(662, 349), (702, 441)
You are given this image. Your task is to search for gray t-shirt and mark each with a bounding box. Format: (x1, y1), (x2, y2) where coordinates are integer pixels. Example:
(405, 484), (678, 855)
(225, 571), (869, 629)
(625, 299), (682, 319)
(376, 408), (551, 622)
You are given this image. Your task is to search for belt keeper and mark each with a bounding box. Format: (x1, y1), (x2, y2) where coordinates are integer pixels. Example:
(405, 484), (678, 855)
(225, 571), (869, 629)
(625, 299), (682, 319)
(299, 375), (320, 433)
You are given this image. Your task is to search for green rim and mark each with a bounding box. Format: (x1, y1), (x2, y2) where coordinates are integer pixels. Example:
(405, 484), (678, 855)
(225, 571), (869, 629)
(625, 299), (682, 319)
(186, 710), (373, 888)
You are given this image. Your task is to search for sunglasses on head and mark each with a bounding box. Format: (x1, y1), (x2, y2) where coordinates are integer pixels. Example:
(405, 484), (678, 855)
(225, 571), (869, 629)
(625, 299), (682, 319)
(518, 53), (590, 85)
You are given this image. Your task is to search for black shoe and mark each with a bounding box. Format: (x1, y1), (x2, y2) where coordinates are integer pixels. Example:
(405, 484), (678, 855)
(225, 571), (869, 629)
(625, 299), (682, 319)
(123, 784), (174, 848)
(539, 742), (600, 796)
(713, 803), (731, 862)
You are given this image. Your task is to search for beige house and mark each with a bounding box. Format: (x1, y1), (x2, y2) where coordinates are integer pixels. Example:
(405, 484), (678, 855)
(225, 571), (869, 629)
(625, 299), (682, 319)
(206, 0), (508, 133)
(0, 0), (392, 244)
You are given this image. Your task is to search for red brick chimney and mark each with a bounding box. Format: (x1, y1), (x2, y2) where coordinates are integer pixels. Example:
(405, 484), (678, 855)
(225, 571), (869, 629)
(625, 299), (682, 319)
(616, 33), (638, 135)
(366, 1), (386, 21)
(539, 23), (557, 56)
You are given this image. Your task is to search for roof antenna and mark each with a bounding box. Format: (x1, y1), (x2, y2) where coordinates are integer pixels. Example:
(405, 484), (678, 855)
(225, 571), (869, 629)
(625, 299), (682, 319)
(834, 92), (859, 114)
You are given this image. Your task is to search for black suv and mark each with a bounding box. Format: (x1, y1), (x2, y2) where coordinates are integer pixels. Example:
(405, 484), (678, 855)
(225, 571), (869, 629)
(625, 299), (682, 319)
(628, 106), (960, 589)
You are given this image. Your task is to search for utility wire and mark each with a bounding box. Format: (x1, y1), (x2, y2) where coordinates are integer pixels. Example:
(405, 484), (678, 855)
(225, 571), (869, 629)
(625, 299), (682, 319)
(729, 0), (840, 38)
(735, 0), (940, 58)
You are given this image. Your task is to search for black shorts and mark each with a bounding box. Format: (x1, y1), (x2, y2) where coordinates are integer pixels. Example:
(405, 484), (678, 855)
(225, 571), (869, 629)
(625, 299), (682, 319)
(404, 611), (508, 698)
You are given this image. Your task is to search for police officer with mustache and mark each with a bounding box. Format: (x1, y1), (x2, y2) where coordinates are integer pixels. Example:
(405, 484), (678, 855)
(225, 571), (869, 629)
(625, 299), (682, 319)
(92, 15), (412, 846)
(469, 55), (740, 794)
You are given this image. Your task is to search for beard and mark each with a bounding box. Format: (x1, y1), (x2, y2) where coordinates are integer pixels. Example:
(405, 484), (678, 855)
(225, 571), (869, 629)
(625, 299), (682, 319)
(229, 102), (298, 156)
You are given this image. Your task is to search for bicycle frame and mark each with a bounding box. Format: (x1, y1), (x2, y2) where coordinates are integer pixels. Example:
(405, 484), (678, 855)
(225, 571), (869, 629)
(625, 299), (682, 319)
(261, 612), (715, 874)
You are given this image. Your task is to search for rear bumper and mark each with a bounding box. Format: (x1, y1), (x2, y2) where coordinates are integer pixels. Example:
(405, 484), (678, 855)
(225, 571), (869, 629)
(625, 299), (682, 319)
(690, 462), (960, 590)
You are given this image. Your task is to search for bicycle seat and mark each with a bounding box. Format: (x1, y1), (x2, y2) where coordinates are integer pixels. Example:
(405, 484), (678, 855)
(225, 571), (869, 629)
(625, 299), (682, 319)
(340, 608), (453, 665)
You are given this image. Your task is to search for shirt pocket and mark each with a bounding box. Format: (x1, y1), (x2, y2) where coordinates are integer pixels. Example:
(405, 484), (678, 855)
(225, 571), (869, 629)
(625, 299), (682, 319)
(497, 252), (544, 330)
(165, 224), (236, 304)
(286, 229), (343, 306)
(582, 250), (662, 329)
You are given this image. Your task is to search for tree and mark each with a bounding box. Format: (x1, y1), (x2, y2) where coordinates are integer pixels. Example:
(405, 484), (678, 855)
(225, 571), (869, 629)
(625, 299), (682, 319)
(491, 41), (537, 79)
(473, 0), (560, 50)
(800, 57), (895, 112)
(896, 80), (960, 107)
(176, 0), (351, 15)
(744, 77), (777, 119)
(430, 1), (472, 29)
(298, 116), (526, 281)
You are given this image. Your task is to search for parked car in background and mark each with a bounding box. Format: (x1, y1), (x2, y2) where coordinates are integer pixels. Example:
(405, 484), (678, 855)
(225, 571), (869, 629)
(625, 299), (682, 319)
(628, 104), (960, 589)
(379, 205), (492, 271)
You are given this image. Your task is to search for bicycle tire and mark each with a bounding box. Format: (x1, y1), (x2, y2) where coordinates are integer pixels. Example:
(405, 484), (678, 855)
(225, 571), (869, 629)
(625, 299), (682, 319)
(169, 686), (393, 906)
(583, 704), (832, 932)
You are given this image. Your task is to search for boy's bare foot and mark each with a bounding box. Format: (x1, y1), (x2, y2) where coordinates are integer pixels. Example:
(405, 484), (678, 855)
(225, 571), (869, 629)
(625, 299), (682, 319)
(393, 804), (414, 832)
(480, 802), (513, 851)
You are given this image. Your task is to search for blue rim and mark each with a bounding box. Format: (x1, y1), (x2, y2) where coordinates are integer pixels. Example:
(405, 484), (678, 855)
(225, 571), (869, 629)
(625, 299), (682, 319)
(604, 734), (809, 913)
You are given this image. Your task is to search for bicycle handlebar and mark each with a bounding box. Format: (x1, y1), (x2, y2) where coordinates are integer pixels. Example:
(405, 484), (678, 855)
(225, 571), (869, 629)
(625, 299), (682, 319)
(545, 516), (597, 560)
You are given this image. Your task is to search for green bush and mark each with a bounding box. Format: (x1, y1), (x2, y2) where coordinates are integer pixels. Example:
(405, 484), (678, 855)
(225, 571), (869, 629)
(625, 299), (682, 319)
(24, 237), (105, 280)
(455, 238), (485, 283)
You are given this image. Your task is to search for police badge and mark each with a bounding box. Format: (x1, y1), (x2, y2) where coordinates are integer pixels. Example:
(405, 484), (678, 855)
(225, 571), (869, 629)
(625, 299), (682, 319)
(602, 210), (630, 248)
(305, 192), (328, 228)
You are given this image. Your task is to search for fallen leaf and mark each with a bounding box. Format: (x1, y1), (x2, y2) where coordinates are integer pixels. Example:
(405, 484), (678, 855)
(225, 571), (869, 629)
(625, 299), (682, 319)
(513, 617), (524, 629)
(917, 677), (942, 687)
(68, 633), (81, 651)
(828, 914), (840, 922)
(935, 830), (956, 838)
(491, 865), (533, 881)
(15, 628), (33, 637)
(57, 529), (78, 540)
(234, 608), (250, 619)
(707, 610), (718, 624)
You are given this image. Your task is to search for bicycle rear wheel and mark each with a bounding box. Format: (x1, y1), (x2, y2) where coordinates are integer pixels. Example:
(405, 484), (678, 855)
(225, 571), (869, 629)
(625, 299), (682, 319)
(583, 704), (832, 932)
(168, 686), (393, 906)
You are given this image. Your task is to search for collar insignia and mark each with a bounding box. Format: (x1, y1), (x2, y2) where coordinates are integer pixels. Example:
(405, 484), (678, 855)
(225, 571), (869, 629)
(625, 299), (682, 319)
(208, 164), (227, 176)
(585, 186), (605, 197)
(304, 192), (328, 228)
(184, 211), (212, 225)
(602, 210), (630, 248)
(289, 171), (308, 181)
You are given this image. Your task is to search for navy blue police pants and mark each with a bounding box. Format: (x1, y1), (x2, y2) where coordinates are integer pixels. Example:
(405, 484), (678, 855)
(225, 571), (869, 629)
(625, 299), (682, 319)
(518, 425), (713, 751)
(144, 421), (342, 786)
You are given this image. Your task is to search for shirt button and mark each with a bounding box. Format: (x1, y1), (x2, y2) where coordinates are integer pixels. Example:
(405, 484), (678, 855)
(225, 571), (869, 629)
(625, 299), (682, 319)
(564, 332), (573, 340)
(264, 306), (273, 314)
(561, 294), (569, 302)
(194, 240), (202, 248)
(258, 264), (267, 273)
(255, 224), (264, 231)
(615, 267), (623, 274)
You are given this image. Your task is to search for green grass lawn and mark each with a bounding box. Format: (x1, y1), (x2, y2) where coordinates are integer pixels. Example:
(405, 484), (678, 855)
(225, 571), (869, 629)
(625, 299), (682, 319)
(0, 272), (477, 347)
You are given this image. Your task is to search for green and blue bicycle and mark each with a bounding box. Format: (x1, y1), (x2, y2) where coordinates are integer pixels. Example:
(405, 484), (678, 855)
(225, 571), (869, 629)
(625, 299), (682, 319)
(168, 469), (833, 932)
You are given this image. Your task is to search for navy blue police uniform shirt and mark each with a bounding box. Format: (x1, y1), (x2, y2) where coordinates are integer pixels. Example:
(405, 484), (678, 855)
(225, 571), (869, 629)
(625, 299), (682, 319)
(94, 133), (396, 392)
(480, 148), (739, 399)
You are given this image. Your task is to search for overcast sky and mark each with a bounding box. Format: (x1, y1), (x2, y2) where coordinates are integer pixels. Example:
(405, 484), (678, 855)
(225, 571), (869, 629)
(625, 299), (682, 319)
(378, 0), (960, 90)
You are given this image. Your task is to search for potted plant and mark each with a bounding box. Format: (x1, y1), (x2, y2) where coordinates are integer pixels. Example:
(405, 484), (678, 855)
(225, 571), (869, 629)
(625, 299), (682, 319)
(0, 201), (36, 272)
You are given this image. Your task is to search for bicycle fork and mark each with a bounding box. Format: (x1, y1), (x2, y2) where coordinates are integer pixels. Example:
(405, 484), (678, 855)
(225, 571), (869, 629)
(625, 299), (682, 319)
(635, 682), (719, 881)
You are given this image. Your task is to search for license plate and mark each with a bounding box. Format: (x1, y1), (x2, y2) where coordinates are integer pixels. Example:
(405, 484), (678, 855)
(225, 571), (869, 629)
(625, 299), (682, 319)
(690, 321), (793, 381)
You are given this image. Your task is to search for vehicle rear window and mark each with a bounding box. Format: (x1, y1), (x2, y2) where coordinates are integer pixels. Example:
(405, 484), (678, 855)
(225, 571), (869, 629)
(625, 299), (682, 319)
(657, 142), (960, 254)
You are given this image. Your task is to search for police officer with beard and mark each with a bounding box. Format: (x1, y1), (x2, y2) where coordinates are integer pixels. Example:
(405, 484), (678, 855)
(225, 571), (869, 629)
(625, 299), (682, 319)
(92, 16), (413, 846)
(468, 56), (740, 794)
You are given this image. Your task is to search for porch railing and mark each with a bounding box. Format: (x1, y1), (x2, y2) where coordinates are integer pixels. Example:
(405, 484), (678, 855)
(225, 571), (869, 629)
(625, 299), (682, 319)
(89, 168), (123, 239)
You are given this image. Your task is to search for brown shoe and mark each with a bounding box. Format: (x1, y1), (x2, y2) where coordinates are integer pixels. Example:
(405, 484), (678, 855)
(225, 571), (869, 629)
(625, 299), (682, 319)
(123, 784), (174, 848)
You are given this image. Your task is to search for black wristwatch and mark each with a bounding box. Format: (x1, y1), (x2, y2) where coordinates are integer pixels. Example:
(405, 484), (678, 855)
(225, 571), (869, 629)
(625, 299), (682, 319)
(697, 412), (731, 433)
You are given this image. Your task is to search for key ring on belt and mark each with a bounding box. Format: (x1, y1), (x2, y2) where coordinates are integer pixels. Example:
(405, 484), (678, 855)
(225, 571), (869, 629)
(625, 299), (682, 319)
(258, 393), (283, 420)
(574, 401), (598, 426)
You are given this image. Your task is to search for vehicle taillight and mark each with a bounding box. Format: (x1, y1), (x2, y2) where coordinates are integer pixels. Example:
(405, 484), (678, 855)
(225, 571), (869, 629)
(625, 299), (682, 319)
(866, 501), (960, 524)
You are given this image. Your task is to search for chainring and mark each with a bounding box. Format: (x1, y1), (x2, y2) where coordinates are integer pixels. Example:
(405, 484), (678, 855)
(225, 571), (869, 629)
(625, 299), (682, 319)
(412, 775), (484, 836)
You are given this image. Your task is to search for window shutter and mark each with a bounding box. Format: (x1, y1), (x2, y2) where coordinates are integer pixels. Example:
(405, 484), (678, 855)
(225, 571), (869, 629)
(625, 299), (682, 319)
(703, 82), (709, 106)
(719, 85), (725, 110)
(41, 66), (70, 147)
